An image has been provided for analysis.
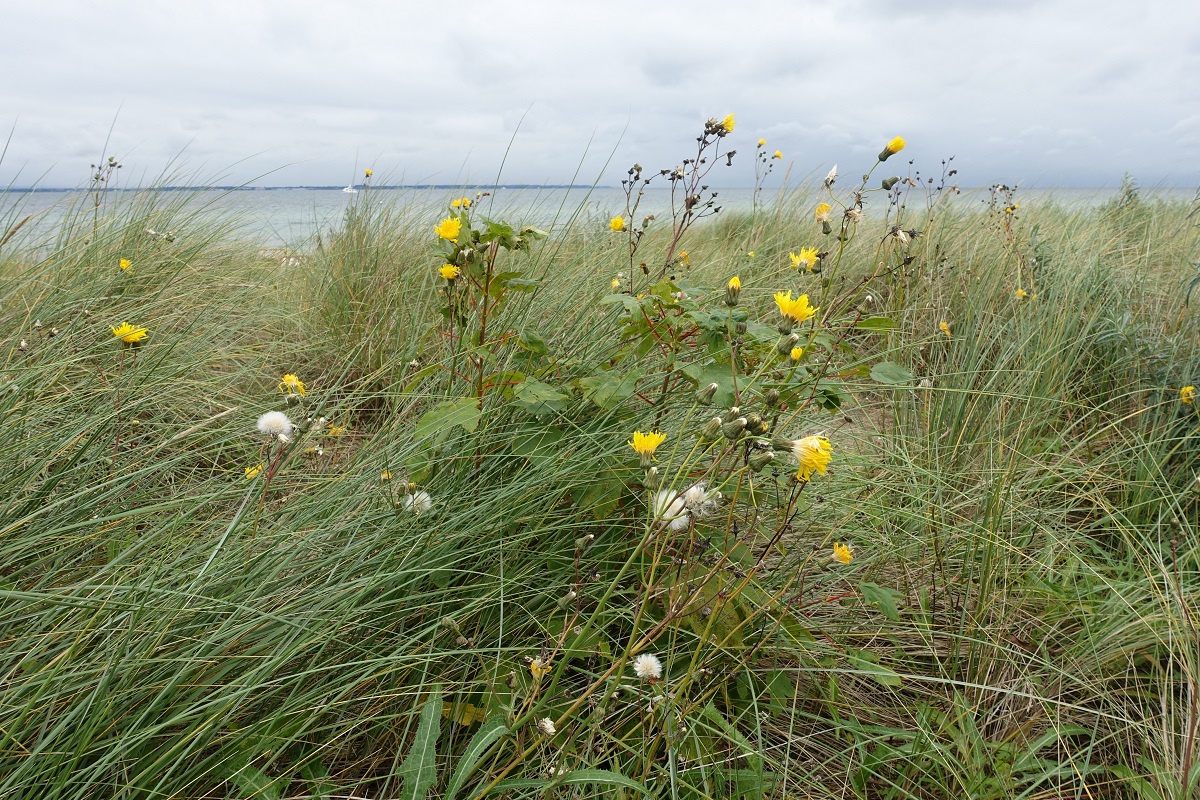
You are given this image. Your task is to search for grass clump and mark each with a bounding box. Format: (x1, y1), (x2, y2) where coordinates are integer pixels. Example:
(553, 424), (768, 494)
(1, 125), (1198, 800)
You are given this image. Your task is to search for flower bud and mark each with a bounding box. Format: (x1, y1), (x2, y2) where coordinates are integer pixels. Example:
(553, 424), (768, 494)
(744, 412), (768, 436)
(699, 417), (723, 440)
(777, 333), (800, 356)
(735, 321), (747, 335)
(777, 318), (794, 336)
(643, 466), (661, 490)
(721, 418), (747, 440)
(881, 176), (900, 191)
(724, 406), (742, 423)
(763, 388), (780, 408)
(771, 433), (795, 452)
(723, 276), (741, 307)
(696, 382), (719, 405)
(748, 450), (775, 472)
(822, 220), (833, 235)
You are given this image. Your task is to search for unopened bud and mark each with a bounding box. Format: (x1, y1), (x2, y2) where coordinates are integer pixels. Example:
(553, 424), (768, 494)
(723, 276), (741, 307)
(777, 333), (800, 356)
(822, 220), (833, 235)
(763, 388), (780, 408)
(575, 534), (595, 551)
(699, 417), (723, 440)
(440, 616), (462, 635)
(696, 382), (719, 405)
(881, 176), (900, 191)
(557, 590), (578, 610)
(643, 466), (661, 489)
(735, 321), (747, 335)
(771, 434), (795, 452)
(748, 450), (776, 472)
(777, 318), (794, 336)
(721, 418), (747, 440)
(724, 406), (742, 422)
(744, 413), (768, 436)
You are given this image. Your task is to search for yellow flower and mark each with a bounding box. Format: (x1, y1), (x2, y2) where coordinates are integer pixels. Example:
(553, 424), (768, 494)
(451, 197), (472, 209)
(364, 168), (373, 178)
(773, 291), (818, 324)
(119, 258), (132, 272)
(832, 541), (853, 565)
(609, 216), (625, 232)
(530, 656), (551, 680)
(727, 276), (741, 291)
(757, 138), (766, 147)
(940, 321), (952, 338)
(879, 136), (906, 161)
(1182, 386), (1196, 405)
(245, 463), (263, 480)
(722, 114), (736, 133)
(678, 250), (691, 265)
(792, 435), (832, 481)
(1015, 288), (1030, 300)
(773, 150), (783, 160)
(435, 216), (462, 242)
(278, 373), (306, 396)
(327, 425), (347, 436)
(789, 247), (820, 273)
(440, 264), (461, 280)
(111, 322), (149, 344)
(380, 470), (393, 481)
(814, 203), (832, 223)
(629, 430), (666, 466)
(611, 277), (620, 290)
(746, 251), (755, 258)
(789, 346), (804, 362)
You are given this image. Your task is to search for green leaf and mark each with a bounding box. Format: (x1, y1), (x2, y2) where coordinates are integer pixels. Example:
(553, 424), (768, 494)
(397, 684), (443, 800)
(501, 276), (541, 292)
(578, 370), (640, 410)
(869, 361), (915, 385)
(513, 379), (570, 415)
(511, 427), (566, 465)
(859, 581), (902, 620)
(680, 362), (736, 407)
(223, 761), (282, 800)
(444, 715), (510, 800)
(491, 769), (653, 796)
(846, 651), (902, 687)
(599, 293), (645, 315)
(414, 398), (481, 446)
(517, 327), (548, 355)
(856, 316), (896, 331)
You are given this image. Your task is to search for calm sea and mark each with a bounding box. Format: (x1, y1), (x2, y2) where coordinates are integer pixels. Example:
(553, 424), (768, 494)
(2, 185), (1195, 249)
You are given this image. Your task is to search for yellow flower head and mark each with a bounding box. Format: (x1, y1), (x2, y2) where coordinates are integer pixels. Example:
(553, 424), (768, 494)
(792, 435), (832, 481)
(757, 138), (766, 147)
(245, 463), (263, 480)
(746, 251), (755, 258)
(940, 321), (952, 338)
(451, 197), (472, 209)
(440, 264), (461, 280)
(722, 114), (736, 133)
(629, 430), (666, 462)
(773, 291), (818, 324)
(678, 250), (691, 265)
(364, 168), (373, 178)
(111, 322), (149, 344)
(611, 277), (620, 290)
(832, 541), (853, 565)
(609, 216), (626, 232)
(278, 373), (306, 396)
(435, 216), (462, 243)
(789, 247), (820, 273)
(530, 656), (551, 680)
(727, 276), (741, 291)
(1182, 386), (1196, 405)
(881, 136), (906, 159)
(814, 203), (832, 223)
(789, 346), (804, 362)
(773, 150), (783, 160)
(1015, 288), (1030, 300)
(119, 258), (132, 272)
(380, 470), (393, 481)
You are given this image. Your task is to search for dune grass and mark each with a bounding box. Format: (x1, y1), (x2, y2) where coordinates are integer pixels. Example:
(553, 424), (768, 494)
(1, 164), (1198, 800)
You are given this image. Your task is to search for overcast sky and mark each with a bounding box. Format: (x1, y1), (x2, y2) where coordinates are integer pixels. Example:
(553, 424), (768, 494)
(3, 0), (1198, 190)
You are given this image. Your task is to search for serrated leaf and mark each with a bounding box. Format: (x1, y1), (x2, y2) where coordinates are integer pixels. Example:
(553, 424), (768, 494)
(578, 370), (640, 410)
(444, 715), (510, 800)
(859, 581), (902, 620)
(398, 684), (442, 800)
(414, 399), (481, 446)
(680, 362), (736, 406)
(869, 361), (915, 385)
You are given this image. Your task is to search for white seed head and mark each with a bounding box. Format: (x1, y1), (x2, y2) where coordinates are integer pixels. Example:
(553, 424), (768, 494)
(256, 411), (294, 442)
(632, 652), (663, 681)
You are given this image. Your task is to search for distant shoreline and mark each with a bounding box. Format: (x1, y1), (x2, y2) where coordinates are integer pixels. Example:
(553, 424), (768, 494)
(6, 185), (607, 193)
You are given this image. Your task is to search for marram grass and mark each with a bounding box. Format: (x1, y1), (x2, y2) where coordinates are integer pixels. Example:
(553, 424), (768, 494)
(1, 154), (1199, 800)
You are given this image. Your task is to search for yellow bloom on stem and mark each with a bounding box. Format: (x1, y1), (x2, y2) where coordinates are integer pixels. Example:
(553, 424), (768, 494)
(789, 346), (803, 362)
(364, 168), (373, 178)
(1015, 288), (1030, 300)
(773, 150), (783, 160)
(879, 136), (906, 161)
(435, 216), (462, 243)
(940, 321), (952, 338)
(832, 541), (853, 565)
(278, 373), (306, 396)
(814, 203), (832, 223)
(629, 430), (666, 466)
(722, 114), (736, 133)
(530, 656), (551, 680)
(451, 197), (471, 209)
(119, 258), (132, 272)
(727, 276), (741, 291)
(111, 322), (149, 344)
(609, 216), (625, 232)
(245, 463), (263, 480)
(757, 138), (766, 147)
(789, 247), (820, 273)
(774, 291), (818, 324)
(440, 264), (461, 280)
(678, 250), (691, 265)
(1182, 386), (1196, 405)
(792, 435), (832, 481)
(380, 470), (393, 481)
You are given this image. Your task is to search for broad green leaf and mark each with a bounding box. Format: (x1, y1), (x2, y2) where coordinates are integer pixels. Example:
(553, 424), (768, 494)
(517, 327), (548, 355)
(223, 761), (282, 800)
(578, 370), (640, 410)
(444, 715), (510, 800)
(513, 379), (570, 415)
(870, 361), (915, 385)
(856, 316), (896, 331)
(845, 652), (902, 687)
(859, 581), (902, 620)
(501, 277), (541, 292)
(680, 362), (736, 407)
(398, 684), (442, 800)
(414, 398), (481, 446)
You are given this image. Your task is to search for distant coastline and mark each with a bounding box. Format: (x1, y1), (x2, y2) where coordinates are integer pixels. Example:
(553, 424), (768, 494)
(7, 184), (606, 193)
